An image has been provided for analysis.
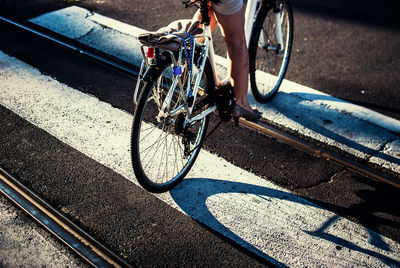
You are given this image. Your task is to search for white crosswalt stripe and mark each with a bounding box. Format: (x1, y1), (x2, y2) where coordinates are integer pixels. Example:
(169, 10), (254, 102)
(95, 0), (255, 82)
(28, 6), (400, 175)
(1, 51), (400, 266)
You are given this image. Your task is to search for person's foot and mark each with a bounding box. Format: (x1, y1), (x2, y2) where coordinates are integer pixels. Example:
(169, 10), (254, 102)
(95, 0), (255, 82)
(232, 104), (261, 124)
(234, 99), (257, 114)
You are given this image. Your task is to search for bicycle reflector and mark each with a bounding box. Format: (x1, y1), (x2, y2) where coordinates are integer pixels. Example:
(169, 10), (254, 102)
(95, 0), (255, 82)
(147, 47), (155, 59)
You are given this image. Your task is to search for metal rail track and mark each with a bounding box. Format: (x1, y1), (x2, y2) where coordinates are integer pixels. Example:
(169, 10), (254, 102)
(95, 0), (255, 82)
(0, 15), (139, 78)
(0, 15), (399, 191)
(240, 119), (400, 188)
(0, 167), (133, 268)
(0, 14), (399, 266)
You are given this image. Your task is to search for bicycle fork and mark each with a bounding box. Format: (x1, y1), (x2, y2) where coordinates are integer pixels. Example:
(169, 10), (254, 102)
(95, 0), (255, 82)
(252, 0), (285, 54)
(273, 1), (285, 53)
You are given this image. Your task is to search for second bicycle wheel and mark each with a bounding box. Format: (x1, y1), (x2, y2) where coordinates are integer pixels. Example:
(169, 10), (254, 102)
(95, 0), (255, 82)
(249, 0), (293, 103)
(131, 53), (214, 193)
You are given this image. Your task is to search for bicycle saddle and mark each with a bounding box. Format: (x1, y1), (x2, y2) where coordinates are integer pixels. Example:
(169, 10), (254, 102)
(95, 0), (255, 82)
(138, 20), (203, 51)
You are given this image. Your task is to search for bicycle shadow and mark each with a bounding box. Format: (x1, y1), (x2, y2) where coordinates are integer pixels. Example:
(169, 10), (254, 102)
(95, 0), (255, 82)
(257, 91), (400, 166)
(170, 177), (400, 267)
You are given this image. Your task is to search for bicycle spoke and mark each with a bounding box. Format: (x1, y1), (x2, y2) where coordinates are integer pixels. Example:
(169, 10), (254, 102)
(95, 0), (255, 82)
(131, 46), (213, 192)
(157, 130), (168, 182)
(139, 125), (164, 154)
(172, 133), (185, 168)
(141, 128), (166, 172)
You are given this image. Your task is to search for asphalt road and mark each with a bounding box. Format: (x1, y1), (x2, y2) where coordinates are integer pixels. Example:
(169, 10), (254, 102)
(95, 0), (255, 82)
(1, 0), (400, 266)
(2, 0), (399, 120)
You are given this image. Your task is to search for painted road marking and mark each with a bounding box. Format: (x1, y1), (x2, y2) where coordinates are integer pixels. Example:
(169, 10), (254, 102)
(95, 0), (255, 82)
(28, 6), (400, 175)
(1, 50), (400, 266)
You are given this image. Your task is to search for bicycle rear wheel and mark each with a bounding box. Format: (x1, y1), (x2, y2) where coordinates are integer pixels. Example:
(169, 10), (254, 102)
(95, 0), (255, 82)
(131, 53), (214, 193)
(249, 0), (293, 103)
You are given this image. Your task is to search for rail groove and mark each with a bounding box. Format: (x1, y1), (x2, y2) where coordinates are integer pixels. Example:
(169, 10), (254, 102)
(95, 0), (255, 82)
(240, 119), (400, 188)
(0, 167), (133, 268)
(1, 15), (399, 190)
(0, 16), (139, 78)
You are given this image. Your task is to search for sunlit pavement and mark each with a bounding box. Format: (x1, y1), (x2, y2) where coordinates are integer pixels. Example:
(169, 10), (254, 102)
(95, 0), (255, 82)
(29, 6), (400, 177)
(0, 6), (400, 266)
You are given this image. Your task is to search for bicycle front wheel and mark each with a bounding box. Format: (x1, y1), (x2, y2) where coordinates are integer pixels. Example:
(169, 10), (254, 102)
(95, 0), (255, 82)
(249, 0), (293, 103)
(131, 54), (214, 193)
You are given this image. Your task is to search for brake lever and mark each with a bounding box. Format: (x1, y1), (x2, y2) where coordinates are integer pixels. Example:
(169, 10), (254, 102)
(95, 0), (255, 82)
(182, 0), (199, 8)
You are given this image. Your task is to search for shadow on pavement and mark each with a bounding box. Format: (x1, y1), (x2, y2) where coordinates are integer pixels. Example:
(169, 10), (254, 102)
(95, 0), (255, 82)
(269, 91), (400, 166)
(170, 177), (400, 266)
(306, 175), (400, 249)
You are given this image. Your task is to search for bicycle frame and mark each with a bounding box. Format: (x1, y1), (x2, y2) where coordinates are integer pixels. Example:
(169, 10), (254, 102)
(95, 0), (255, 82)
(133, 0), (286, 123)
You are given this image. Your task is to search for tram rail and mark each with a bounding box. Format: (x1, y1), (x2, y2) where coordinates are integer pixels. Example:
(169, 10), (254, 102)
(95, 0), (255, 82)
(0, 15), (398, 190)
(0, 13), (400, 267)
(0, 167), (133, 267)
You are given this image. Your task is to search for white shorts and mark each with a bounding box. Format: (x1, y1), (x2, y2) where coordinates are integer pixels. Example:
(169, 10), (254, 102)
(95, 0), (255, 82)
(212, 0), (243, 15)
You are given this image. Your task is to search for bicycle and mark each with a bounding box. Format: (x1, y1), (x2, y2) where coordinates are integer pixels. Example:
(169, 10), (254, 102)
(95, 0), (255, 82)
(131, 0), (293, 193)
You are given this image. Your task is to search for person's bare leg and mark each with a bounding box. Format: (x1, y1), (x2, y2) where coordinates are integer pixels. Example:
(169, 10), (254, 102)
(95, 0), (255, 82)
(213, 7), (253, 112)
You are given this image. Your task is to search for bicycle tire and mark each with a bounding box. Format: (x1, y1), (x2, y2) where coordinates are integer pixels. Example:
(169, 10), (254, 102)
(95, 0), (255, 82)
(131, 52), (215, 193)
(249, 0), (293, 103)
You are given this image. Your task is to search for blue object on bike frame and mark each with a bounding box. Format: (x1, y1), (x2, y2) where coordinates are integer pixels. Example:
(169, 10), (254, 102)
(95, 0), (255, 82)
(173, 66), (182, 75)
